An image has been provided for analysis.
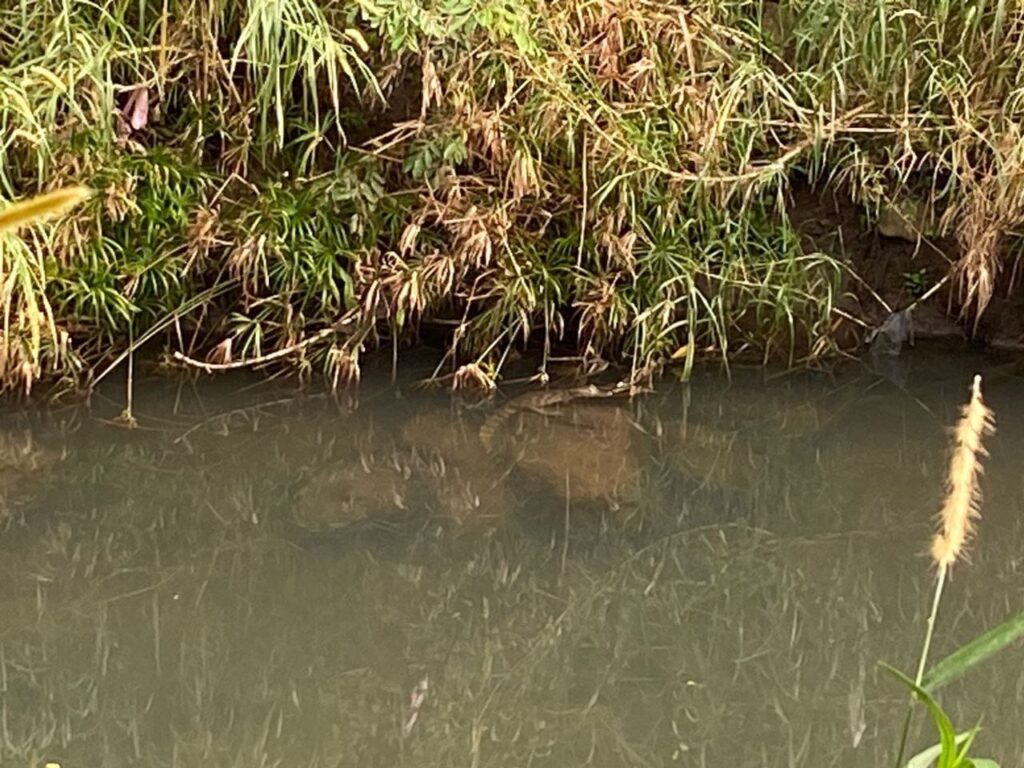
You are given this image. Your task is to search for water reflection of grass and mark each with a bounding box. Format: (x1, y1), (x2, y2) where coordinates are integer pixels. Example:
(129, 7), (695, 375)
(0, 373), (1022, 766)
(3, 510), (1021, 767)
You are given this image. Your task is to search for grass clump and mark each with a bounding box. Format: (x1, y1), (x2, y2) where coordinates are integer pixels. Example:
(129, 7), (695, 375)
(1, 1), (1024, 393)
(0, 186), (91, 393)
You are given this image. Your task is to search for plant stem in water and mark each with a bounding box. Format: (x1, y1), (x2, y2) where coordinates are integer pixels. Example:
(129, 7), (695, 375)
(915, 564), (948, 687)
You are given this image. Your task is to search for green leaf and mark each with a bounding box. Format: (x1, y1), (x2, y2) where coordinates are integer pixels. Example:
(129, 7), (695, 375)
(907, 732), (976, 768)
(923, 612), (1024, 693)
(882, 664), (958, 768)
(968, 759), (1001, 768)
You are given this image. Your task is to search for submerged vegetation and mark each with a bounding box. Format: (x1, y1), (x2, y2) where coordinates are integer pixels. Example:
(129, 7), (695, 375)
(1, 367), (1024, 764)
(2, 0), (1024, 393)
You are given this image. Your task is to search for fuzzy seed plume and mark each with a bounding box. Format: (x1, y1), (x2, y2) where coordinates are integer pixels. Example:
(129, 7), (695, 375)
(931, 375), (995, 570)
(0, 186), (93, 234)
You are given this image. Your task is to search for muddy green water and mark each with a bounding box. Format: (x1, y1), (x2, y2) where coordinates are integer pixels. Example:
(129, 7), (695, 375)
(1, 352), (1023, 767)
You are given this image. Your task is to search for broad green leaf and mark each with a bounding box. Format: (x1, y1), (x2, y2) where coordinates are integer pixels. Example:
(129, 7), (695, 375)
(907, 732), (975, 768)
(968, 759), (1000, 768)
(924, 612), (1024, 693)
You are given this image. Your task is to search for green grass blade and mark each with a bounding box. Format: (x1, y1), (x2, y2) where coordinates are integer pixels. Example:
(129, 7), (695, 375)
(907, 733), (976, 768)
(923, 612), (1024, 693)
(881, 664), (958, 768)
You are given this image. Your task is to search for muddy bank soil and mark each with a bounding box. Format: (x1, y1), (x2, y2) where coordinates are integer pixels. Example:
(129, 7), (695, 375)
(787, 182), (1024, 353)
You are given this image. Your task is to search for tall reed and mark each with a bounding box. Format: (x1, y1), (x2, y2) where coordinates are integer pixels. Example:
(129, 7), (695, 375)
(896, 374), (995, 766)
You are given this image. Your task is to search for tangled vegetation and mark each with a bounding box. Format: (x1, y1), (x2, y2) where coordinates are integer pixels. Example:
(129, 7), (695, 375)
(2, 0), (1024, 393)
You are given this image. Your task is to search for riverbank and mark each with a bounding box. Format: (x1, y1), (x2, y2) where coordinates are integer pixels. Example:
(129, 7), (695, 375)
(2, 0), (1023, 396)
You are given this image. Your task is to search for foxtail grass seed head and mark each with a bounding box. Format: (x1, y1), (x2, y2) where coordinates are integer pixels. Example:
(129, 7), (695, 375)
(0, 186), (93, 234)
(931, 375), (995, 570)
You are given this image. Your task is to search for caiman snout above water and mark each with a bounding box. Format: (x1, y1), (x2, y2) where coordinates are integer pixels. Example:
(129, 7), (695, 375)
(478, 382), (630, 452)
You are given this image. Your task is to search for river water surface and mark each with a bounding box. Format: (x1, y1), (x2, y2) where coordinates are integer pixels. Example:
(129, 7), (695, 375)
(1, 351), (1022, 767)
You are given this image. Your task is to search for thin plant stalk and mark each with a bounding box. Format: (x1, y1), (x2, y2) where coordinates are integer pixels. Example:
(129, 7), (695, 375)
(914, 564), (948, 688)
(118, 321), (138, 428)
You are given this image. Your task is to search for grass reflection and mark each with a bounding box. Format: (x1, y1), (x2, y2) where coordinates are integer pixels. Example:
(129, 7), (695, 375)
(0, 362), (1022, 766)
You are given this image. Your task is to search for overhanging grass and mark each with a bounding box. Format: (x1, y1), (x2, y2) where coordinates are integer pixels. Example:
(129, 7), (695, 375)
(1, 0), (1023, 392)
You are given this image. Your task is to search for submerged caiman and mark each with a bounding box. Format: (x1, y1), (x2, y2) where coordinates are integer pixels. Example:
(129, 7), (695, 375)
(478, 381), (632, 452)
